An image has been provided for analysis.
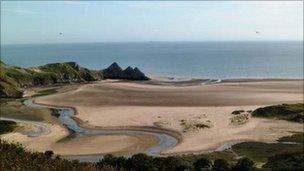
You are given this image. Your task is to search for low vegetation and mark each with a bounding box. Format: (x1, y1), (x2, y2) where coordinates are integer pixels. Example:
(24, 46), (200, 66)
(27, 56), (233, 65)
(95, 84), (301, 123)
(277, 132), (304, 143)
(0, 140), (256, 171)
(231, 110), (245, 115)
(50, 108), (61, 118)
(179, 119), (212, 132)
(0, 99), (46, 121)
(0, 120), (17, 134)
(34, 88), (58, 97)
(1, 140), (303, 170)
(0, 61), (149, 98)
(0, 61), (103, 98)
(262, 151), (304, 170)
(232, 141), (303, 163)
(230, 113), (250, 125)
(252, 103), (304, 123)
(0, 140), (98, 170)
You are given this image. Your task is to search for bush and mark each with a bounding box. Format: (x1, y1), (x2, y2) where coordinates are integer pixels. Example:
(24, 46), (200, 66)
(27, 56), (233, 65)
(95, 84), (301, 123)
(231, 110), (245, 115)
(252, 104), (304, 123)
(213, 159), (230, 171)
(97, 154), (126, 169)
(0, 120), (17, 134)
(126, 153), (153, 171)
(44, 150), (54, 158)
(193, 157), (213, 171)
(263, 152), (304, 170)
(231, 157), (255, 171)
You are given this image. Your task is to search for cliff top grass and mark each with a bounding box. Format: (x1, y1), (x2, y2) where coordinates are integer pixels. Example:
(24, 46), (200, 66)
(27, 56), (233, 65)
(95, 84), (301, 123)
(1, 60), (148, 98)
(0, 60), (103, 98)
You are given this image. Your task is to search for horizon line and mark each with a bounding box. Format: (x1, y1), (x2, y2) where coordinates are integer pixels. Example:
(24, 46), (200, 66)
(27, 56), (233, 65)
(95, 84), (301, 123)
(2, 40), (303, 46)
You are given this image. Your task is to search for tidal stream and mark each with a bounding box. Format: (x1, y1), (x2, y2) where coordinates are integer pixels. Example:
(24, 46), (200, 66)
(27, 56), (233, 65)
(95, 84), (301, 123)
(23, 99), (179, 162)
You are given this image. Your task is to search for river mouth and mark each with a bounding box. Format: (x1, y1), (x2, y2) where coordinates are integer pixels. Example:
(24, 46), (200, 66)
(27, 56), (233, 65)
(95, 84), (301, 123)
(23, 99), (180, 162)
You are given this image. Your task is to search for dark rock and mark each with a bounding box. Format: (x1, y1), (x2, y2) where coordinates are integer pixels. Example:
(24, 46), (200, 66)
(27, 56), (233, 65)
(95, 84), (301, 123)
(103, 62), (123, 79)
(103, 62), (149, 80)
(121, 66), (149, 80)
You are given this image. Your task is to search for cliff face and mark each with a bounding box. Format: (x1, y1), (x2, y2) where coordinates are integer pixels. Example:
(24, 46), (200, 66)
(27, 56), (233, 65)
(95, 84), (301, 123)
(103, 63), (149, 80)
(0, 61), (149, 98)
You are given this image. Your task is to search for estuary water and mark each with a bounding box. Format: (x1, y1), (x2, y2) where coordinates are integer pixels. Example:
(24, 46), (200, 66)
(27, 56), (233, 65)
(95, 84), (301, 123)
(23, 99), (179, 162)
(1, 41), (303, 79)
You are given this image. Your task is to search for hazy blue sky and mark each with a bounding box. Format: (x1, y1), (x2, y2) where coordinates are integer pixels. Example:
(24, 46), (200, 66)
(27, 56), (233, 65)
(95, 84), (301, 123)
(1, 1), (303, 44)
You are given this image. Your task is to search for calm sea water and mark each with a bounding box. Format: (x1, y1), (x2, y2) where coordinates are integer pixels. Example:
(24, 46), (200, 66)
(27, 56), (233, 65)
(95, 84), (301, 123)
(1, 41), (303, 79)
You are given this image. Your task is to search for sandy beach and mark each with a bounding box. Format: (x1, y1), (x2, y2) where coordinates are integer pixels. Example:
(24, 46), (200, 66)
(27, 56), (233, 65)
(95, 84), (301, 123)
(19, 78), (302, 155)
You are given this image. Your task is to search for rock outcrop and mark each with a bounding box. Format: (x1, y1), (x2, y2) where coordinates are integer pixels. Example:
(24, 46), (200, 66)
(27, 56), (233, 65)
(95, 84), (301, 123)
(102, 62), (123, 79)
(103, 62), (149, 80)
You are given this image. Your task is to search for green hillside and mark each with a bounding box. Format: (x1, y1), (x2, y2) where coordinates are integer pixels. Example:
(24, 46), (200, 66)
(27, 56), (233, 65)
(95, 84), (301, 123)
(252, 103), (304, 123)
(0, 61), (103, 98)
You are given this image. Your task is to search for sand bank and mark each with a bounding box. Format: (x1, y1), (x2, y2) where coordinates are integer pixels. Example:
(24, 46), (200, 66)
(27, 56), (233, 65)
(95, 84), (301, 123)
(32, 79), (303, 154)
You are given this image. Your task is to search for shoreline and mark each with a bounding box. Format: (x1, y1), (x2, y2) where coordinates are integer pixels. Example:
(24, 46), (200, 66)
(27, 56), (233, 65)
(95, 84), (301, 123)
(148, 75), (303, 82)
(1, 77), (303, 159)
(35, 78), (303, 154)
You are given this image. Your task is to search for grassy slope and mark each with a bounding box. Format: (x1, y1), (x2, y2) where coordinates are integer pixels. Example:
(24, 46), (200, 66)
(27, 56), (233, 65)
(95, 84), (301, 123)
(278, 132), (304, 143)
(0, 61), (103, 98)
(1, 139), (302, 171)
(252, 103), (304, 122)
(262, 152), (304, 170)
(0, 140), (99, 171)
(232, 141), (303, 163)
(0, 98), (57, 122)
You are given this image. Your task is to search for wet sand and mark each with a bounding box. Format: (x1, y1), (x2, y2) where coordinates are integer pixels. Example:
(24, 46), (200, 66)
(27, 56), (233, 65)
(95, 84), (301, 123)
(32, 79), (303, 154)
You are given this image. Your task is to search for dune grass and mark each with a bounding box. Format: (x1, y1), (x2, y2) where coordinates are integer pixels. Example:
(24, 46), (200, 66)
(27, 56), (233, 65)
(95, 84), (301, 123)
(0, 99), (46, 122)
(277, 132), (304, 143)
(232, 141), (303, 163)
(252, 103), (304, 122)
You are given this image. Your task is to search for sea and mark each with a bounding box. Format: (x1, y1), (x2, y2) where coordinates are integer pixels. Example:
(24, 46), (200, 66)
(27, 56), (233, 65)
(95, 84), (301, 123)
(1, 41), (303, 79)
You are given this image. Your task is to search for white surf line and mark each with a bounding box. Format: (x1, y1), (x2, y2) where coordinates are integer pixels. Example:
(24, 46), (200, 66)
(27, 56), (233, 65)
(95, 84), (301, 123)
(201, 79), (222, 85)
(0, 117), (51, 137)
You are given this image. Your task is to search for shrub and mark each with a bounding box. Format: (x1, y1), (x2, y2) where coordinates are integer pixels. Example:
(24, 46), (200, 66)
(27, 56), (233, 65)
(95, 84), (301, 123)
(231, 110), (245, 115)
(252, 104), (304, 123)
(44, 150), (54, 158)
(126, 153), (153, 171)
(213, 159), (230, 171)
(263, 152), (304, 170)
(0, 120), (17, 134)
(231, 157), (255, 171)
(193, 157), (213, 171)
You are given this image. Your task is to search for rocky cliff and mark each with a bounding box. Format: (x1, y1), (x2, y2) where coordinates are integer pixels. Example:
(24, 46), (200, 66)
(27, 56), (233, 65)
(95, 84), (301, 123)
(103, 62), (149, 80)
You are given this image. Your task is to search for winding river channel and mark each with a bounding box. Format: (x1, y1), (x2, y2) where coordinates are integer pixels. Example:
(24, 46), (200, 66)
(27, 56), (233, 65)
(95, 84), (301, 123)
(23, 99), (179, 162)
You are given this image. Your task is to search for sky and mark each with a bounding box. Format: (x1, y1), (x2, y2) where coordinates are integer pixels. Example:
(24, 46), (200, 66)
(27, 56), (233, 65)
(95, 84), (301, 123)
(1, 1), (303, 44)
